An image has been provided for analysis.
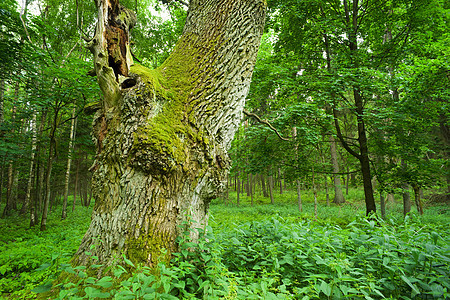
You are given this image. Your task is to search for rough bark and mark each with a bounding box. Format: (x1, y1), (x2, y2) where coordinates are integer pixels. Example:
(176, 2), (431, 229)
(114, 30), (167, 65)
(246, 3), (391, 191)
(73, 0), (266, 270)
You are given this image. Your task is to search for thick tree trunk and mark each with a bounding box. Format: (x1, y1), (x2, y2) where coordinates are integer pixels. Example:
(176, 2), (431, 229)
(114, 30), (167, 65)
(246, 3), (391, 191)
(62, 107), (77, 219)
(73, 0), (266, 270)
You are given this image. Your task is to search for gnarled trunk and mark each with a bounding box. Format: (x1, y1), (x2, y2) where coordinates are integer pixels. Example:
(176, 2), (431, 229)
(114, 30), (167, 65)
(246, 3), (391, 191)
(73, 0), (266, 270)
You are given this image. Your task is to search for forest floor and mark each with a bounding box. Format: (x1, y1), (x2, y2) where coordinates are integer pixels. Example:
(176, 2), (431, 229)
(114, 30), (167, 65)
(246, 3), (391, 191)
(0, 187), (449, 299)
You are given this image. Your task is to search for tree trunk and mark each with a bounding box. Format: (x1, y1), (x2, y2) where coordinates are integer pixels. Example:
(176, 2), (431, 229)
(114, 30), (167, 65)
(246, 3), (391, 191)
(413, 185), (424, 215)
(261, 174), (268, 197)
(62, 107), (77, 219)
(380, 192), (386, 219)
(40, 115), (57, 231)
(237, 172), (241, 206)
(249, 173), (253, 206)
(278, 167), (283, 194)
(21, 113), (38, 215)
(329, 135), (345, 203)
(73, 0), (266, 270)
(72, 158), (80, 212)
(297, 179), (302, 212)
(312, 166), (318, 220)
(2, 89), (18, 217)
(324, 175), (330, 206)
(268, 174), (274, 204)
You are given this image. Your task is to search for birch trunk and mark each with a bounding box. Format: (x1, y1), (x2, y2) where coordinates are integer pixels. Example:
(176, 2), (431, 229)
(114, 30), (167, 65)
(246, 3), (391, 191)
(62, 107), (77, 219)
(73, 0), (266, 270)
(21, 112), (37, 215)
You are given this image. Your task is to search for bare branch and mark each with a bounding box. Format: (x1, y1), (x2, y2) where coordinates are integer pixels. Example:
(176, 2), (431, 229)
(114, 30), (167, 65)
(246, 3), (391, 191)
(243, 109), (290, 141)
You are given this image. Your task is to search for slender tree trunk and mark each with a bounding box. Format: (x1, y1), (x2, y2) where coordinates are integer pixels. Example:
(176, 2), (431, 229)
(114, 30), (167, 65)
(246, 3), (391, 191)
(236, 172), (240, 206)
(329, 135), (345, 203)
(0, 158), (4, 206)
(278, 168), (283, 194)
(401, 159), (411, 217)
(72, 158), (80, 212)
(2, 87), (18, 217)
(380, 192), (386, 219)
(324, 175), (330, 206)
(21, 113), (38, 215)
(413, 185), (424, 215)
(261, 175), (268, 197)
(268, 174), (274, 204)
(40, 116), (57, 231)
(297, 179), (302, 212)
(62, 107), (77, 219)
(249, 173), (253, 206)
(312, 166), (318, 220)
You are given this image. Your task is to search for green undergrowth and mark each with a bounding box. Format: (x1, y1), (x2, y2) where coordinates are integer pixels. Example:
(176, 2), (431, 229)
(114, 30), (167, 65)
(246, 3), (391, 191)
(0, 190), (449, 299)
(29, 216), (450, 299)
(0, 202), (92, 299)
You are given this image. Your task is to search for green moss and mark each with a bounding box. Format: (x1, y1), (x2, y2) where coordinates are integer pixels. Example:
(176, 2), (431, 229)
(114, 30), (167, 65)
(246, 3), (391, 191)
(126, 229), (172, 267)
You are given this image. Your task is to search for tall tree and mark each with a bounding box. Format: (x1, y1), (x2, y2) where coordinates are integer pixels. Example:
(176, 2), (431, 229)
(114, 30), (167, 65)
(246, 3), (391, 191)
(73, 0), (266, 269)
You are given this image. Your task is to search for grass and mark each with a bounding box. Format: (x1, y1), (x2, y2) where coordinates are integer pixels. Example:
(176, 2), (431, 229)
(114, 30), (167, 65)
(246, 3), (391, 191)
(0, 188), (449, 299)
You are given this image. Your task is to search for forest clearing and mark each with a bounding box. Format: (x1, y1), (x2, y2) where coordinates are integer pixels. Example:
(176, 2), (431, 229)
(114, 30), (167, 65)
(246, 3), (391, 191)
(1, 0), (449, 298)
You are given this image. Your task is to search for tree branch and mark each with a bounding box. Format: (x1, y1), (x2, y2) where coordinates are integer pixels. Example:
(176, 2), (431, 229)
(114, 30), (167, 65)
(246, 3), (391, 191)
(333, 107), (361, 159)
(243, 109), (290, 141)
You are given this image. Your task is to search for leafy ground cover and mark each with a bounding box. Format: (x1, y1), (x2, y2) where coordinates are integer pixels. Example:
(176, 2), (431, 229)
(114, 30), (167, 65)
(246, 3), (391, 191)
(0, 190), (449, 299)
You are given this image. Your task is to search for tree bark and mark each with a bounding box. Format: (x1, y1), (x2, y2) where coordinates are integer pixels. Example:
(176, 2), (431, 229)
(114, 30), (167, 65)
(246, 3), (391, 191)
(72, 158), (80, 212)
(73, 0), (266, 270)
(249, 173), (254, 206)
(413, 185), (424, 215)
(329, 135), (345, 203)
(261, 174), (268, 197)
(380, 192), (386, 219)
(21, 113), (38, 215)
(40, 113), (57, 231)
(268, 174), (274, 204)
(62, 107), (77, 219)
(296, 179), (302, 212)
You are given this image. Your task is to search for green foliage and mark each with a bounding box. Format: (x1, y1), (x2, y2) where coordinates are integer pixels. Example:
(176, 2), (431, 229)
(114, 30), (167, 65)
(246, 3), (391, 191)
(2, 195), (449, 299)
(0, 201), (92, 298)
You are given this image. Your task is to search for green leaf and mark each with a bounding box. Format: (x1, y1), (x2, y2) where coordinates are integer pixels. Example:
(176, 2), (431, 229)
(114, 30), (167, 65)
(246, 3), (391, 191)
(31, 283), (52, 293)
(401, 275), (420, 295)
(320, 280), (332, 297)
(84, 287), (110, 298)
(96, 276), (113, 288)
